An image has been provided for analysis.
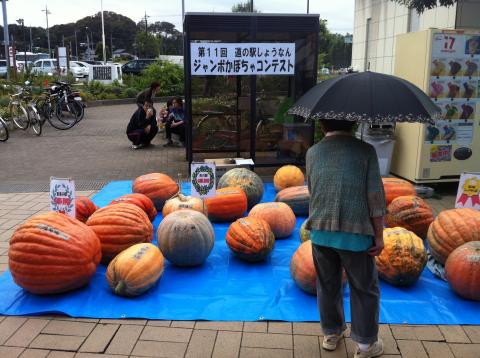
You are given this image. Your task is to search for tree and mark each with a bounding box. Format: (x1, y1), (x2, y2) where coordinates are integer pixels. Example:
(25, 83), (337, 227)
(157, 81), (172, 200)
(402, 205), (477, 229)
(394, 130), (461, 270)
(390, 0), (457, 13)
(134, 31), (160, 58)
(95, 42), (112, 60)
(231, 1), (258, 12)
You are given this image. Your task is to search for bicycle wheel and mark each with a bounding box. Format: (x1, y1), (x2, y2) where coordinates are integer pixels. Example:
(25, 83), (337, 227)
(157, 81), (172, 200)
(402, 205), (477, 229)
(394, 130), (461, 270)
(0, 118), (9, 142)
(27, 106), (42, 136)
(72, 101), (85, 122)
(55, 101), (78, 125)
(11, 104), (29, 130)
(47, 108), (76, 130)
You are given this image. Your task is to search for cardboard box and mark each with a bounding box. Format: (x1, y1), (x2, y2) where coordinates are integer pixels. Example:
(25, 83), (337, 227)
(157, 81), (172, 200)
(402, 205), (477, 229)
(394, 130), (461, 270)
(203, 158), (254, 182)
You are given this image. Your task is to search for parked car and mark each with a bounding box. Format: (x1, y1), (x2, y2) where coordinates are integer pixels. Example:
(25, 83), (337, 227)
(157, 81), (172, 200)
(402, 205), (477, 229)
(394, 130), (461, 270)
(0, 60), (7, 78)
(69, 61), (90, 78)
(320, 67), (330, 75)
(121, 59), (157, 75)
(32, 59), (67, 75)
(83, 60), (104, 66)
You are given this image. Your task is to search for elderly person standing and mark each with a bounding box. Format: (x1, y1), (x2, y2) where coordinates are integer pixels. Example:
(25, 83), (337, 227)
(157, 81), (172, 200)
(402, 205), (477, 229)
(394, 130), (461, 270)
(305, 119), (386, 358)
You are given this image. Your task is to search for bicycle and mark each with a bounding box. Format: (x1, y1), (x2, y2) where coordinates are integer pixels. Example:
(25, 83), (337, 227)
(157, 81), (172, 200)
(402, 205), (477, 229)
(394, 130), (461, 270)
(36, 88), (76, 130)
(6, 84), (42, 136)
(7, 87), (29, 130)
(54, 81), (85, 124)
(0, 116), (9, 142)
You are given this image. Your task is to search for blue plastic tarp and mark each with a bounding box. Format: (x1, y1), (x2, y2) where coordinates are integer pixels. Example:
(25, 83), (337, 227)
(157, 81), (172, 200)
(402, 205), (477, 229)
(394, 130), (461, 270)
(0, 181), (479, 323)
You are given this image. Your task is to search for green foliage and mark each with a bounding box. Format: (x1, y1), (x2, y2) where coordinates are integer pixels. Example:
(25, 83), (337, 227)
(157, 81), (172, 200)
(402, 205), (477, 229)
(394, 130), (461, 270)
(123, 61), (183, 96)
(95, 42), (112, 60)
(391, 0), (456, 13)
(318, 19), (352, 70)
(134, 32), (160, 58)
(274, 97), (295, 124)
(123, 87), (138, 98)
(232, 1), (257, 12)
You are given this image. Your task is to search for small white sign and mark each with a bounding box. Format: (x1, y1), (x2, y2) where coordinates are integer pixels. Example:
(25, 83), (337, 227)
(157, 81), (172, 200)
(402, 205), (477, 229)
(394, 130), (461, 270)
(50, 177), (76, 217)
(455, 172), (480, 210)
(57, 47), (68, 68)
(191, 42), (295, 76)
(191, 163), (216, 198)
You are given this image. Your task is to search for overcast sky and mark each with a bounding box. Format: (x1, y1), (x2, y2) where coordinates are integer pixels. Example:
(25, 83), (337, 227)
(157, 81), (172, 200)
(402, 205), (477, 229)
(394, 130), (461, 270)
(3, 0), (354, 34)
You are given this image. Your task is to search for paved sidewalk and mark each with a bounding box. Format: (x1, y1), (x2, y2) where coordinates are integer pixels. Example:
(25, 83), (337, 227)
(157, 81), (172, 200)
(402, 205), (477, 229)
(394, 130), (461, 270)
(1, 191), (479, 357)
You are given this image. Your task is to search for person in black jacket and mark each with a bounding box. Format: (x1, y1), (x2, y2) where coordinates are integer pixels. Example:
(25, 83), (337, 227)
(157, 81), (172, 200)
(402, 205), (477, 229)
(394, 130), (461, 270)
(126, 101), (159, 149)
(136, 82), (160, 116)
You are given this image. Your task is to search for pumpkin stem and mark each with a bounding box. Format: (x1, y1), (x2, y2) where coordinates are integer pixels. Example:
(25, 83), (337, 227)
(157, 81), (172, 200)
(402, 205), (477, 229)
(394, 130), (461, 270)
(114, 281), (126, 295)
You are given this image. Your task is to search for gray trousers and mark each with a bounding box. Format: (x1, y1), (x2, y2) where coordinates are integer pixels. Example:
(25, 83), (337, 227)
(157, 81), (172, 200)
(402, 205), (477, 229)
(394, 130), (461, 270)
(312, 244), (380, 345)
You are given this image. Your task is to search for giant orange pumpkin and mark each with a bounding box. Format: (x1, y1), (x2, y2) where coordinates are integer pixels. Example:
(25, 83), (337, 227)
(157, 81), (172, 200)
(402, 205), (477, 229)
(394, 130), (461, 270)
(226, 217), (275, 262)
(86, 203), (153, 262)
(132, 172), (179, 210)
(162, 193), (207, 217)
(205, 187), (247, 222)
(106, 243), (164, 297)
(376, 227), (427, 286)
(75, 196), (98, 223)
(248, 202), (296, 238)
(110, 193), (157, 221)
(385, 196), (434, 238)
(9, 212), (101, 294)
(427, 208), (480, 264)
(445, 241), (480, 301)
(290, 241), (346, 295)
(273, 165), (305, 191)
(382, 178), (416, 206)
(217, 168), (264, 209)
(275, 185), (310, 216)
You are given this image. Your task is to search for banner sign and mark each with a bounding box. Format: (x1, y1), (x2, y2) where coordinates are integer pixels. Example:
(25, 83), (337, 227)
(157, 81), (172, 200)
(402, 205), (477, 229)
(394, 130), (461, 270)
(455, 172), (480, 209)
(50, 177), (76, 217)
(191, 42), (295, 76)
(57, 47), (68, 68)
(191, 163), (216, 198)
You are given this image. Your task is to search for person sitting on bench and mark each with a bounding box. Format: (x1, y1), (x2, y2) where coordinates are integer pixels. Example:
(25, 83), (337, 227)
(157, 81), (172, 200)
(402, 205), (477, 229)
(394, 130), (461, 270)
(163, 97), (186, 147)
(126, 100), (159, 149)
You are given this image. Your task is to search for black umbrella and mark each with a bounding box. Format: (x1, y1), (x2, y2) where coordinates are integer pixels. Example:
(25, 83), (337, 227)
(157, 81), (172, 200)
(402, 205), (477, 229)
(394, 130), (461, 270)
(288, 71), (440, 124)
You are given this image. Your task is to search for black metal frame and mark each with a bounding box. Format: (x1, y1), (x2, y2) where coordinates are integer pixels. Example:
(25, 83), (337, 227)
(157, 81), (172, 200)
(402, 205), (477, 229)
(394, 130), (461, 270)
(184, 12), (319, 167)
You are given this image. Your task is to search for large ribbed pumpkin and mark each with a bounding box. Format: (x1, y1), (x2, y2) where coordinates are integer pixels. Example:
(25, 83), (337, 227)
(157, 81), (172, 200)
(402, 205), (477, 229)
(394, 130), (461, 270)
(132, 172), (179, 210)
(274, 165), (305, 191)
(110, 193), (157, 221)
(8, 212), (101, 294)
(248, 202), (296, 238)
(205, 187), (247, 222)
(275, 185), (310, 216)
(106, 243), (164, 297)
(86, 203), (153, 263)
(427, 208), (480, 264)
(162, 193), (207, 217)
(375, 227), (427, 286)
(217, 168), (264, 209)
(300, 221), (310, 242)
(75, 196), (98, 223)
(290, 241), (347, 295)
(385, 196), (434, 238)
(226, 217), (275, 262)
(445, 241), (480, 301)
(157, 209), (214, 266)
(382, 178), (416, 205)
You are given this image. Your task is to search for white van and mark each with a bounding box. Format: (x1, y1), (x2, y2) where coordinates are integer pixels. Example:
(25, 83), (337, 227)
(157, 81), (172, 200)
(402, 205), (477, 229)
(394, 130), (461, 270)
(32, 59), (67, 75)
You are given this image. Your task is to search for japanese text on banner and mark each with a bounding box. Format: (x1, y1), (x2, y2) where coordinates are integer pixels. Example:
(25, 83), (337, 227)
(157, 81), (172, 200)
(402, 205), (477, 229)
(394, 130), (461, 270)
(191, 43), (295, 76)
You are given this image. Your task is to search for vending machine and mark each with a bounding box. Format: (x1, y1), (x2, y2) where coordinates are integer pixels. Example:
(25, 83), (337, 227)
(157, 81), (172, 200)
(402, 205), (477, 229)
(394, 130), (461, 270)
(391, 29), (480, 183)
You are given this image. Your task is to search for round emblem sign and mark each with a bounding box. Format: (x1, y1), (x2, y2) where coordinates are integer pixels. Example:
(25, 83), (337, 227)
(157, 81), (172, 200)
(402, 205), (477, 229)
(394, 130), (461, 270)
(192, 165), (215, 196)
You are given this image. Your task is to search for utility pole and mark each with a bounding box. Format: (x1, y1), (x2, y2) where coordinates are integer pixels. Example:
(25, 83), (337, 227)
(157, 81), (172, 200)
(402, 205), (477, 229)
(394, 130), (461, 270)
(141, 11), (150, 58)
(74, 29), (78, 60)
(144, 11), (148, 34)
(85, 27), (90, 60)
(16, 19), (26, 69)
(250, 0), (253, 12)
(29, 26), (32, 51)
(307, 0), (309, 14)
(2, 0), (10, 79)
(101, 0), (106, 64)
(62, 34), (65, 47)
(110, 33), (113, 55)
(42, 5), (51, 58)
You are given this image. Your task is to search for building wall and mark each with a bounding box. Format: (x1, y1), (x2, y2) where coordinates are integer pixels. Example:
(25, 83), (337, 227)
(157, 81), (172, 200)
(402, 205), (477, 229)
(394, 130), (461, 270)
(352, 0), (458, 74)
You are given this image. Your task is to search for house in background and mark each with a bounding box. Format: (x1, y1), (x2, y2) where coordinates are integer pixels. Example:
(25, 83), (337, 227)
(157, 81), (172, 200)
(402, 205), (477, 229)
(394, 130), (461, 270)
(352, 0), (480, 74)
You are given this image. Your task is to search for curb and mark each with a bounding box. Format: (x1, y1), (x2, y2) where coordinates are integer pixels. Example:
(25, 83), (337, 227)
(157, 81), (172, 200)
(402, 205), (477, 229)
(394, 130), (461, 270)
(85, 96), (176, 107)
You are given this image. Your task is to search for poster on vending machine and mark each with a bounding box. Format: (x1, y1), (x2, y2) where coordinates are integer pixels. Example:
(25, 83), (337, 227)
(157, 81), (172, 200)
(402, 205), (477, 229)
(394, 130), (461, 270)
(455, 172), (480, 210)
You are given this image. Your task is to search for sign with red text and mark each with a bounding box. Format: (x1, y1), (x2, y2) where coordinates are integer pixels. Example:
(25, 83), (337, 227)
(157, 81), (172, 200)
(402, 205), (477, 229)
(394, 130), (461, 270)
(50, 177), (76, 217)
(191, 163), (216, 198)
